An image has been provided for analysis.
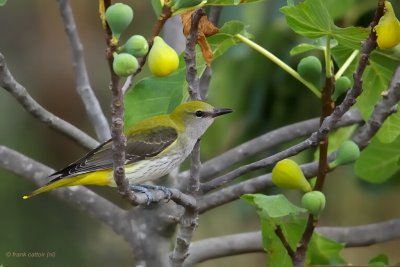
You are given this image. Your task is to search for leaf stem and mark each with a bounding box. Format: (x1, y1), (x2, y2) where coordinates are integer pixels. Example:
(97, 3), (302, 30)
(334, 49), (359, 80)
(235, 34), (321, 98)
(324, 35), (333, 78)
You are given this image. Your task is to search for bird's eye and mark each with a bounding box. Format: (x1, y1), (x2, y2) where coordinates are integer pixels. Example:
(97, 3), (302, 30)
(195, 110), (204, 118)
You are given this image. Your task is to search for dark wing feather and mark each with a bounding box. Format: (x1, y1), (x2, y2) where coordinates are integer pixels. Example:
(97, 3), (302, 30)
(49, 126), (178, 180)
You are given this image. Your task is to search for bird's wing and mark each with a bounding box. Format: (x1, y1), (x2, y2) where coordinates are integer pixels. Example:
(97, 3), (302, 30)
(49, 126), (178, 180)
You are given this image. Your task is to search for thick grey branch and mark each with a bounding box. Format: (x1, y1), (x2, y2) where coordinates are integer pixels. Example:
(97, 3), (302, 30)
(0, 145), (130, 237)
(0, 53), (99, 150)
(57, 0), (110, 141)
(185, 231), (262, 266)
(353, 65), (400, 148)
(186, 218), (400, 265)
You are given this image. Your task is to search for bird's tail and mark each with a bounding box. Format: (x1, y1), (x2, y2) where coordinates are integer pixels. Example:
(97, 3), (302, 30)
(22, 170), (112, 199)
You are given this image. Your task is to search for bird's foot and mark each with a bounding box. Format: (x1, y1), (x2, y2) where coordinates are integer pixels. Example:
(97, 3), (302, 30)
(129, 184), (173, 205)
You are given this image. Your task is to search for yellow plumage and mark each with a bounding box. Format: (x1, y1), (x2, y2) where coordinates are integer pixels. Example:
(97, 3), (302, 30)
(22, 101), (232, 199)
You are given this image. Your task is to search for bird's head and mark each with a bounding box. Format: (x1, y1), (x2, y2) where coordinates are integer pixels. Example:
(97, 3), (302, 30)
(170, 101), (232, 140)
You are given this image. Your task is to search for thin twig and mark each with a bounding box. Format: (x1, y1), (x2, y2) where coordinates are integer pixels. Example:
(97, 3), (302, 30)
(170, 9), (205, 267)
(102, 0), (134, 203)
(0, 53), (99, 150)
(57, 0), (110, 141)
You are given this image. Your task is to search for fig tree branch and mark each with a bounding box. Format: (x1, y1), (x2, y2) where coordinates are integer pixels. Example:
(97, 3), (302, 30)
(57, 0), (111, 142)
(170, 9), (205, 267)
(0, 53), (99, 150)
(102, 0), (135, 204)
(353, 65), (400, 148)
(0, 145), (131, 238)
(294, 1), (385, 265)
(179, 109), (361, 183)
(186, 218), (400, 265)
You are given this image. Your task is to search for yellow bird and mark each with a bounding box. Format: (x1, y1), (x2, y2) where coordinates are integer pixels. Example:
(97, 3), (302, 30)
(23, 101), (232, 199)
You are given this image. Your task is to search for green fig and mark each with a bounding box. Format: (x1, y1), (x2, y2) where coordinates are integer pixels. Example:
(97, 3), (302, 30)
(333, 76), (351, 100)
(301, 191), (326, 217)
(271, 159), (312, 192)
(113, 53), (139, 77)
(329, 140), (360, 169)
(121, 35), (149, 57)
(105, 3), (134, 39)
(297, 56), (322, 85)
(148, 36), (179, 77)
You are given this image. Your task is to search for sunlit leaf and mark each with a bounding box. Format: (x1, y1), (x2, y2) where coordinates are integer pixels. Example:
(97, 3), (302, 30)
(281, 0), (368, 48)
(0, 0), (7, 6)
(306, 232), (346, 265)
(242, 194), (306, 218)
(369, 254), (389, 266)
(355, 136), (400, 183)
(290, 38), (338, 56)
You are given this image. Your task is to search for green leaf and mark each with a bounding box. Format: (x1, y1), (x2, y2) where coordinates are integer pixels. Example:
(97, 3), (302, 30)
(124, 67), (188, 127)
(290, 38), (338, 56)
(369, 254), (389, 266)
(241, 194), (306, 218)
(0, 0), (7, 6)
(306, 232), (346, 265)
(205, 0), (264, 5)
(377, 113), (400, 143)
(280, 0), (368, 48)
(355, 136), (400, 183)
(150, 0), (162, 16)
(259, 217), (293, 267)
(124, 20), (249, 127)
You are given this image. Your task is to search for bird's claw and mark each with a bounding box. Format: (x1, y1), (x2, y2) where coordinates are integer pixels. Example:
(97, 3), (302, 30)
(129, 184), (173, 205)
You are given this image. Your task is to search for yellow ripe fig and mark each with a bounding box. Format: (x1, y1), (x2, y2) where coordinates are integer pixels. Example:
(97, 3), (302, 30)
(374, 1), (400, 49)
(271, 159), (312, 192)
(148, 36), (179, 77)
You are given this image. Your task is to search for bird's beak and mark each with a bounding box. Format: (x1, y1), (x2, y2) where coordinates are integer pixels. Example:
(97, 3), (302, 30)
(212, 108), (233, 118)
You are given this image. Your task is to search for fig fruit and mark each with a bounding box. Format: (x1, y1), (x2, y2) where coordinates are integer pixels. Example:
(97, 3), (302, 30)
(121, 35), (149, 57)
(113, 53), (139, 77)
(271, 159), (312, 192)
(333, 76), (351, 100)
(329, 140), (360, 169)
(375, 1), (400, 49)
(301, 191), (326, 217)
(297, 56), (322, 85)
(148, 36), (179, 77)
(105, 3), (134, 39)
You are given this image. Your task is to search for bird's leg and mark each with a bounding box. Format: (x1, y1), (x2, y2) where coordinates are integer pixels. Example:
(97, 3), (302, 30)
(129, 184), (173, 205)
